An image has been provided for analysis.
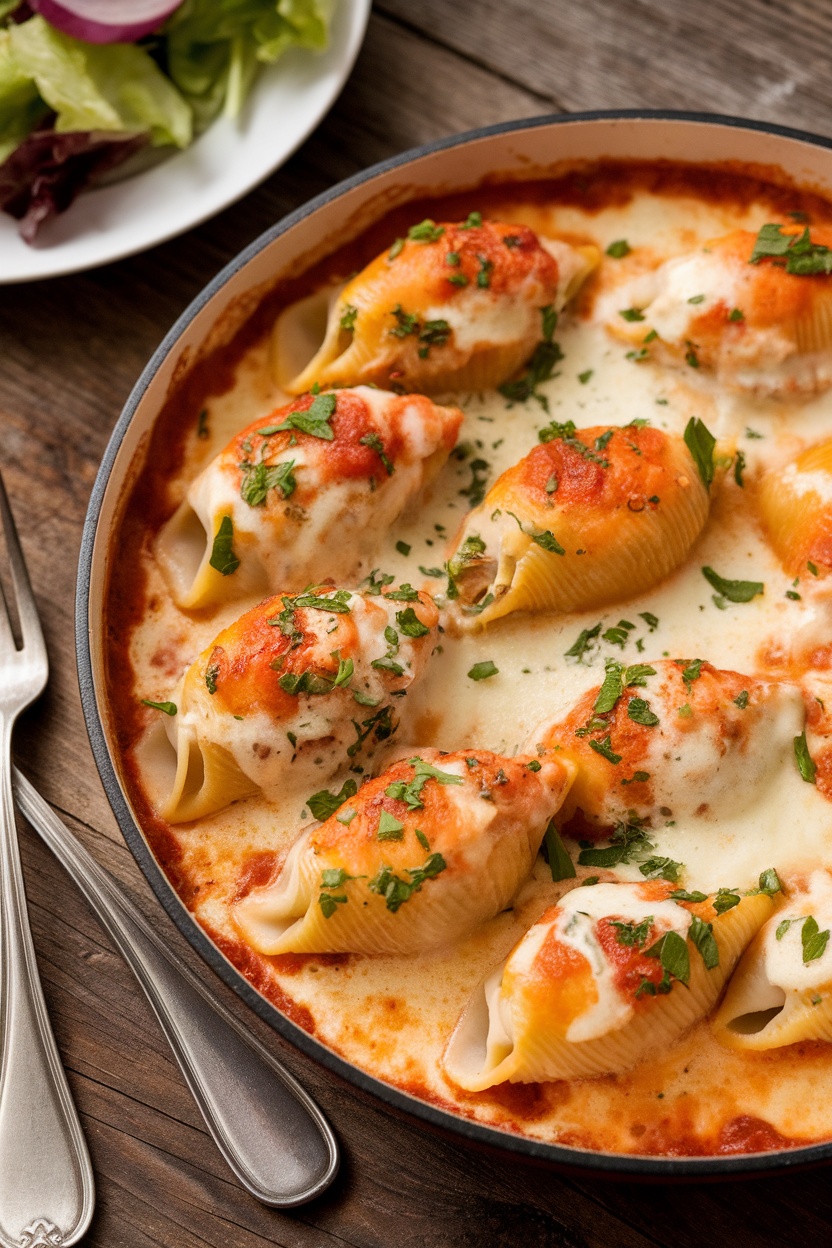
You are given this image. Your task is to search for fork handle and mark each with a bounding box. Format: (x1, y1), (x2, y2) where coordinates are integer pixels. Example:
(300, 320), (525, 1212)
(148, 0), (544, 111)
(13, 768), (339, 1208)
(0, 731), (94, 1248)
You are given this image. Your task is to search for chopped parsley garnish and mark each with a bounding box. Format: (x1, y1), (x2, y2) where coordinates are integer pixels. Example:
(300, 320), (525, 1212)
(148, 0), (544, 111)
(476, 255), (494, 288)
(204, 664), (219, 694)
(448, 273), (469, 288)
(688, 915), (719, 970)
(588, 735), (622, 765)
(240, 459), (296, 506)
(279, 669), (339, 697)
(644, 930), (690, 988)
(564, 621), (602, 663)
(602, 619), (635, 648)
(733, 449), (746, 488)
(758, 868), (783, 896)
(679, 657), (703, 687)
(368, 852), (447, 912)
(388, 237), (405, 260)
(628, 697), (659, 727)
(209, 515), (240, 576)
(396, 541), (411, 557)
(266, 392), (337, 441)
(385, 757), (463, 811)
(606, 239), (631, 258)
(688, 294), (706, 304)
(734, 690), (749, 709)
(750, 223), (832, 274)
(808, 561), (819, 576)
(578, 369), (593, 384)
(197, 408), (209, 439)
(543, 820), (576, 881)
(530, 528), (565, 554)
(527, 759), (542, 772)
(539, 418), (610, 467)
(701, 566), (764, 603)
(377, 810), (405, 840)
(307, 779), (358, 821)
(639, 856), (682, 883)
(408, 218), (444, 243)
(729, 307), (744, 322)
(460, 457), (490, 508)
(498, 305), (563, 411)
(802, 916), (831, 964)
(683, 416), (716, 491)
(359, 432), (394, 475)
(610, 916), (653, 947)
(640, 611), (659, 631)
(362, 569), (395, 595)
(384, 583), (420, 601)
(389, 305), (451, 358)
(461, 211), (482, 229)
(446, 250), (461, 266)
(794, 730), (817, 783)
(141, 698), (177, 716)
(468, 660), (499, 681)
(396, 607), (430, 638)
(415, 828), (430, 851)
(619, 307), (645, 322)
(347, 704), (396, 758)
(340, 304), (358, 331)
(670, 889), (707, 903)
(419, 566), (444, 578)
(685, 342), (700, 368)
(577, 814), (663, 871)
(713, 888), (741, 915)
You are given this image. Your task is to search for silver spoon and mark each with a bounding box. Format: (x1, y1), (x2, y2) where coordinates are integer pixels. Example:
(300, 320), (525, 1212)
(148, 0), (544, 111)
(14, 767), (339, 1208)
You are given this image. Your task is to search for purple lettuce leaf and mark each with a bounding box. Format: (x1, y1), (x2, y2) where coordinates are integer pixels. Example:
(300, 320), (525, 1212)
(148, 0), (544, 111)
(0, 124), (147, 243)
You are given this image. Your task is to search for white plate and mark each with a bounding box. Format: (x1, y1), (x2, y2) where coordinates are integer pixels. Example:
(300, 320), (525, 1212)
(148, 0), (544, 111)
(0, 0), (371, 284)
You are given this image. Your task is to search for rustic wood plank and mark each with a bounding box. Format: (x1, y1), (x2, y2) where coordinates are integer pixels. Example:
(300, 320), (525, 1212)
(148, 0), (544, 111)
(378, 0), (832, 137)
(5, 3), (832, 1245)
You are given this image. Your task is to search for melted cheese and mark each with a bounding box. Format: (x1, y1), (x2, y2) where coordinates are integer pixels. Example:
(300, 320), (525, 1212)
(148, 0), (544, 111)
(119, 185), (832, 1157)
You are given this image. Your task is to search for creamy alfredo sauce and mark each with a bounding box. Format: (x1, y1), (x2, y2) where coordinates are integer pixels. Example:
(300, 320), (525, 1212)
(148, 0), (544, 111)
(122, 185), (832, 1155)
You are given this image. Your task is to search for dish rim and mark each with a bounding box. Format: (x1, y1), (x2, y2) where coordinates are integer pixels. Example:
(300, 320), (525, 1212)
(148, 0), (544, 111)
(76, 108), (832, 1178)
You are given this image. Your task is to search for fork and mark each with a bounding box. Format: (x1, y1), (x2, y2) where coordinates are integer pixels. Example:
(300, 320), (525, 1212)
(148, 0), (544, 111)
(0, 473), (95, 1248)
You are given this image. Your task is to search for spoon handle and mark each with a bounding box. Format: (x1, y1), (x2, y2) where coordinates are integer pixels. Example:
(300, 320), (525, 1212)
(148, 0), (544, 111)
(14, 768), (339, 1209)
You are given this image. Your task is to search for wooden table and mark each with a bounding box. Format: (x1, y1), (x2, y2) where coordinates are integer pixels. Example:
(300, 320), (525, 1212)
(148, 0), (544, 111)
(4, 3), (832, 1244)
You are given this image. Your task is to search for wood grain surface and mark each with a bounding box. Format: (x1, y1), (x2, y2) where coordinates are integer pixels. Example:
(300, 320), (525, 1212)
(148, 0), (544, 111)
(2, 2), (832, 1243)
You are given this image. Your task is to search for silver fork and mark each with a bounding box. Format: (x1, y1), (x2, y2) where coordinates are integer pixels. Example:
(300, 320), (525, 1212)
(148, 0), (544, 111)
(0, 473), (95, 1248)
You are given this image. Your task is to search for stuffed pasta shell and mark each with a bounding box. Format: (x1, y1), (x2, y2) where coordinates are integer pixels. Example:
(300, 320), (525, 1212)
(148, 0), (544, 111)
(758, 436), (832, 576)
(281, 216), (598, 395)
(155, 584), (439, 823)
(446, 422), (710, 625)
(233, 748), (575, 956)
(443, 880), (773, 1088)
(157, 387), (462, 610)
(541, 660), (804, 835)
(713, 871), (832, 1051)
(607, 226), (832, 396)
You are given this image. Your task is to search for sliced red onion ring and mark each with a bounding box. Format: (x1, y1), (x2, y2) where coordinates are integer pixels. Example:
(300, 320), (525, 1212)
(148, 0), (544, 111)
(29, 0), (183, 44)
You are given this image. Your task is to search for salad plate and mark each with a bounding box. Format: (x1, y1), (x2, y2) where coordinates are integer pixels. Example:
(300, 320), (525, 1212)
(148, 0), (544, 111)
(0, 0), (371, 285)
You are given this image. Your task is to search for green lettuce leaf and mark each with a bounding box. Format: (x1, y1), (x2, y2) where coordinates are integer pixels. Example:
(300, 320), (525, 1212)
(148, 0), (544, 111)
(0, 29), (48, 164)
(165, 0), (334, 127)
(8, 16), (192, 148)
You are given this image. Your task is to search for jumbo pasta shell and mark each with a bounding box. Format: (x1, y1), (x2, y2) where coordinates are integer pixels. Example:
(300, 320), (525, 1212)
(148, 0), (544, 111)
(233, 749), (575, 956)
(443, 885), (773, 1090)
(758, 436), (832, 575)
(448, 423), (710, 625)
(282, 220), (594, 395)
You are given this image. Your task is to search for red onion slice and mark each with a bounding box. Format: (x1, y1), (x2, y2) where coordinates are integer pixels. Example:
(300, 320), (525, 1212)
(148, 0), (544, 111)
(29, 0), (183, 44)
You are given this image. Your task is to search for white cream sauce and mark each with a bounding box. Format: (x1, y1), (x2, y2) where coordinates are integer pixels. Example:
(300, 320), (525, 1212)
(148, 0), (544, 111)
(123, 188), (832, 1153)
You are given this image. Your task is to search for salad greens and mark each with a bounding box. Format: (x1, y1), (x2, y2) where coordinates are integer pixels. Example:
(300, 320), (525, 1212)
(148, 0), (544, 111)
(0, 0), (334, 239)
